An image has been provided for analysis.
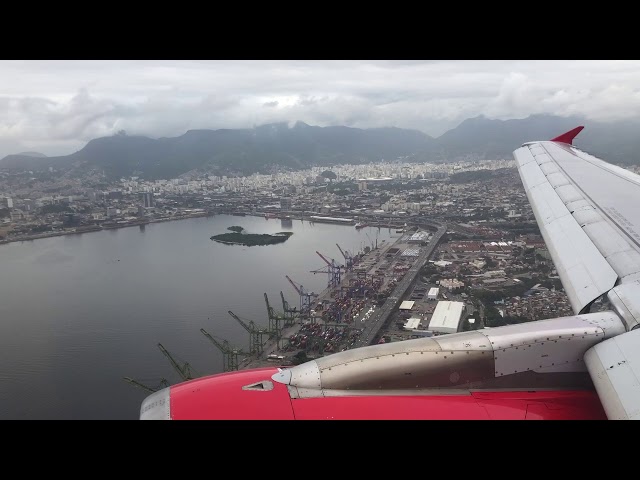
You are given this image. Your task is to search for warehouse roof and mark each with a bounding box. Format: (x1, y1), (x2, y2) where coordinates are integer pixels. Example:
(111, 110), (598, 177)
(399, 300), (415, 310)
(428, 301), (464, 333)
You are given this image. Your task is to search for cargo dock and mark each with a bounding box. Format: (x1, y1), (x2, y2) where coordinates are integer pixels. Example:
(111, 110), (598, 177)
(236, 222), (446, 370)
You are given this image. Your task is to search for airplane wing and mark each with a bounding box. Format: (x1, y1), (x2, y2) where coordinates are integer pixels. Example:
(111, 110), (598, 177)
(138, 126), (640, 421)
(514, 127), (640, 419)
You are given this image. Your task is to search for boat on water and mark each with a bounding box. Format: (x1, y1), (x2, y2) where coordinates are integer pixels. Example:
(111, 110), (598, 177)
(355, 222), (368, 229)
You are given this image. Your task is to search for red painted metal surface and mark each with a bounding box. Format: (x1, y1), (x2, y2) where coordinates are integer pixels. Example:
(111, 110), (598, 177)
(472, 390), (607, 420)
(292, 394), (491, 419)
(168, 367), (607, 419)
(291, 390), (605, 420)
(170, 368), (295, 420)
(551, 126), (584, 145)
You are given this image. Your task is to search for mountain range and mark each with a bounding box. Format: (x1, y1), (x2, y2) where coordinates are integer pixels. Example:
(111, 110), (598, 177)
(2, 114), (640, 179)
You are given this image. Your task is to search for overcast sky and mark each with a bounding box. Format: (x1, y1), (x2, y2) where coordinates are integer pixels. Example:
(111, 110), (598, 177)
(2, 60), (640, 158)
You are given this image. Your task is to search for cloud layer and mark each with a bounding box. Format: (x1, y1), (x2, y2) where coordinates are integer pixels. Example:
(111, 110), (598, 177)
(2, 60), (640, 158)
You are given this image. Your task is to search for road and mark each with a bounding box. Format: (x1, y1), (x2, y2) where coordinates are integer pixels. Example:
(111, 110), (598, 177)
(352, 224), (447, 348)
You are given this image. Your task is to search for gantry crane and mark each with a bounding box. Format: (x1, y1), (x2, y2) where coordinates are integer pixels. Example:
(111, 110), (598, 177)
(365, 233), (377, 250)
(123, 377), (170, 393)
(228, 310), (270, 355)
(311, 251), (342, 288)
(264, 291), (292, 337)
(200, 328), (245, 372)
(157, 343), (197, 381)
(336, 243), (354, 272)
(286, 275), (317, 316)
(280, 290), (298, 321)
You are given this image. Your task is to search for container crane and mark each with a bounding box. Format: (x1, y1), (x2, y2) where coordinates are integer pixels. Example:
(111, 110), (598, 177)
(123, 377), (170, 394)
(157, 343), (197, 381)
(285, 275), (317, 316)
(311, 250), (342, 288)
(365, 233), (377, 250)
(265, 291), (293, 334)
(280, 290), (298, 321)
(228, 310), (270, 355)
(336, 243), (353, 271)
(200, 328), (245, 372)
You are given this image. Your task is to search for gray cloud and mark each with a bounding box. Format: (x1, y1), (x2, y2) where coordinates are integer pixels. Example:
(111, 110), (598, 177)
(1, 60), (640, 158)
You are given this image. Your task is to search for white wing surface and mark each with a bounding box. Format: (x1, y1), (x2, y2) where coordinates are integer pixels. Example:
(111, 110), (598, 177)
(515, 126), (640, 419)
(514, 127), (640, 315)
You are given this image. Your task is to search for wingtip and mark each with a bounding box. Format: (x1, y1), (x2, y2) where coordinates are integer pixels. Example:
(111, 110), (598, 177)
(551, 126), (584, 145)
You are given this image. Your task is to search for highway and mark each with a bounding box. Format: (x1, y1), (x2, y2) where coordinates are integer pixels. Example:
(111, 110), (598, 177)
(352, 224), (447, 347)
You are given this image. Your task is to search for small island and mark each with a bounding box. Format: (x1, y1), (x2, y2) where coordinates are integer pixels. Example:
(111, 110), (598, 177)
(211, 226), (294, 246)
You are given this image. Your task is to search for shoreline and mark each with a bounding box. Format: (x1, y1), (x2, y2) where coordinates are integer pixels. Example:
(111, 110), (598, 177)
(0, 211), (409, 247)
(0, 212), (210, 246)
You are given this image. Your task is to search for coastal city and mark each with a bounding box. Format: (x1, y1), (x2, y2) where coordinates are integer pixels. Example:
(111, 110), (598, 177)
(0, 157), (509, 242)
(1, 155), (603, 387)
(5, 60), (640, 421)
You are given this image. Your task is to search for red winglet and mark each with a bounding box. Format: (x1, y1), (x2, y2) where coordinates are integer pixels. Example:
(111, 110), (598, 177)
(551, 126), (584, 145)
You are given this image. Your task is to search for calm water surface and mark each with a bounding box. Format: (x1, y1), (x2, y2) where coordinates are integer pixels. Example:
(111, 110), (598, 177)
(0, 215), (395, 419)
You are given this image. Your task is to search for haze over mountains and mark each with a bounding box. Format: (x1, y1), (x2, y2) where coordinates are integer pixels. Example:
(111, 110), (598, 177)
(2, 114), (640, 180)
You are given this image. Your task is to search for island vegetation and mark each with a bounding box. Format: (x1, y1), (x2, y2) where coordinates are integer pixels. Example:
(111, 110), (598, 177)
(211, 227), (293, 246)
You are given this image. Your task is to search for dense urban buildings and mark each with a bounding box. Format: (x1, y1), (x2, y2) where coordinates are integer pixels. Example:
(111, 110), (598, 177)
(1, 154), (609, 368)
